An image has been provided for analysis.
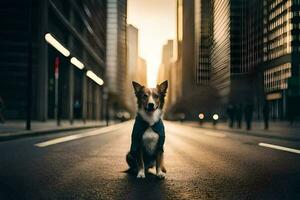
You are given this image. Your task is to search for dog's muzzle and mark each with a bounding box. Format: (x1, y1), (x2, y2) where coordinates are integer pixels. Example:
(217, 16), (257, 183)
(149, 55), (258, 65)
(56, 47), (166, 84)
(146, 103), (156, 112)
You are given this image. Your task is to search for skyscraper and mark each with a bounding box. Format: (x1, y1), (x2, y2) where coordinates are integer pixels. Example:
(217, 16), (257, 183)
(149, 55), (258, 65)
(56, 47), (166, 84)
(263, 0), (300, 119)
(210, 0), (254, 108)
(165, 0), (300, 120)
(195, 0), (213, 85)
(157, 40), (174, 109)
(0, 0), (107, 121)
(165, 0), (218, 120)
(136, 57), (147, 86)
(106, 0), (127, 116)
(125, 24), (139, 114)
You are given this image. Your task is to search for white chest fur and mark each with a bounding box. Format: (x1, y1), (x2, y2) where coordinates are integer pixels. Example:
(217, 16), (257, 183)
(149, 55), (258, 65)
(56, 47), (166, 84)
(142, 128), (159, 155)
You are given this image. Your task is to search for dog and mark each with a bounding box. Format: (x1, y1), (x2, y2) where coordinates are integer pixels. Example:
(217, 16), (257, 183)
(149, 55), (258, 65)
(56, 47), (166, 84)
(126, 80), (168, 179)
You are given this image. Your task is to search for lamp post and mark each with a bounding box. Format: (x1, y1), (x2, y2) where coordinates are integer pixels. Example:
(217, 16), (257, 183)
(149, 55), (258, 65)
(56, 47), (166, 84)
(213, 114), (219, 126)
(103, 87), (109, 126)
(54, 56), (60, 126)
(198, 113), (204, 126)
(26, 0), (32, 130)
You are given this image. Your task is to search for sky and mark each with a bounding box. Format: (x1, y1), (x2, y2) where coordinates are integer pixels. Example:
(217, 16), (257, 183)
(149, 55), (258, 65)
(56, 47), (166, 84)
(127, 0), (176, 87)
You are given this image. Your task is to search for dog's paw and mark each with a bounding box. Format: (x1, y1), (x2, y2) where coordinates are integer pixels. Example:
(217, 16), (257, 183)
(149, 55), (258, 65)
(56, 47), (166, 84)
(136, 170), (145, 179)
(156, 171), (166, 179)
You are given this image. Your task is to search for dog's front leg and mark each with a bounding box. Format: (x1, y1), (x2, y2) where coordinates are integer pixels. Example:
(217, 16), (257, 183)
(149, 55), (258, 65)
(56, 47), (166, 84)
(136, 148), (145, 178)
(156, 152), (166, 179)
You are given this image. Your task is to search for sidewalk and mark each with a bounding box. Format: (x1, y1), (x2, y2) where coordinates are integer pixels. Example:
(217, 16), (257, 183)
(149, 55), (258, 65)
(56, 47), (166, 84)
(183, 121), (300, 142)
(0, 120), (116, 141)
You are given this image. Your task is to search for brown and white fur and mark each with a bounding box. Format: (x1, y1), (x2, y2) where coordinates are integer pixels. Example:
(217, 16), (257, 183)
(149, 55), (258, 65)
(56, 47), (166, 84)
(131, 80), (168, 179)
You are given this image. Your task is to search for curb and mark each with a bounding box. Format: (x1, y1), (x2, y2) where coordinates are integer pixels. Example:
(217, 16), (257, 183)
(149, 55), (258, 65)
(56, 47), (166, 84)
(0, 125), (105, 142)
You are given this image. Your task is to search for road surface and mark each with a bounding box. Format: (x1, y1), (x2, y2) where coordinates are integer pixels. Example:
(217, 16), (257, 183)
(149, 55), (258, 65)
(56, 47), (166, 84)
(0, 121), (300, 199)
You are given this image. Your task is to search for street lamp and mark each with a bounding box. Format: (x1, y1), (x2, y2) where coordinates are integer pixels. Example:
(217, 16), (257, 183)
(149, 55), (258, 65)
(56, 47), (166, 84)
(44, 33), (70, 57)
(213, 114), (219, 126)
(198, 113), (204, 126)
(86, 70), (104, 85)
(70, 57), (84, 70)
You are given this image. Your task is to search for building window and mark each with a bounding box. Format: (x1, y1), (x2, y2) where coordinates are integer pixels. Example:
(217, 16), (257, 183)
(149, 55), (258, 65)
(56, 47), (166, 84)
(264, 62), (291, 92)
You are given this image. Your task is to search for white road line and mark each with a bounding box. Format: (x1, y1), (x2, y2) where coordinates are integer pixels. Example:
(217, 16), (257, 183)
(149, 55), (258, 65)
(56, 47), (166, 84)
(34, 123), (127, 148)
(258, 143), (300, 154)
(166, 124), (226, 138)
(204, 132), (227, 138)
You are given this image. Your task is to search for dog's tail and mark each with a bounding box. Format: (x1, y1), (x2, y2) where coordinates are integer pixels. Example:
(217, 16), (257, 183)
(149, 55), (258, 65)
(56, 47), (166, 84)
(125, 152), (138, 174)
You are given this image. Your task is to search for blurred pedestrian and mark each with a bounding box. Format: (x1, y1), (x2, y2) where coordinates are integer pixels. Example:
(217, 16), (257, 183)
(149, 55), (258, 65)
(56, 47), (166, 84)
(236, 104), (243, 129)
(0, 96), (5, 123)
(226, 104), (235, 128)
(179, 113), (185, 123)
(263, 101), (269, 130)
(244, 103), (253, 130)
(287, 98), (296, 125)
(73, 99), (81, 119)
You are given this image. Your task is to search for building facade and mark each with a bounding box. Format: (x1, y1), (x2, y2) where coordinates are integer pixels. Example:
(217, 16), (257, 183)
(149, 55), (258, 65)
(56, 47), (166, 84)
(210, 0), (255, 109)
(125, 24), (139, 114)
(263, 0), (300, 119)
(157, 40), (174, 109)
(136, 57), (147, 86)
(106, 0), (128, 117)
(161, 0), (300, 120)
(194, 0), (212, 85)
(165, 0), (219, 120)
(0, 0), (107, 121)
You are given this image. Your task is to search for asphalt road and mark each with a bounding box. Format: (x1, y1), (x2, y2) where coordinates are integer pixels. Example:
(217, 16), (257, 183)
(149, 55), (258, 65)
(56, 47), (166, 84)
(1, 121), (300, 200)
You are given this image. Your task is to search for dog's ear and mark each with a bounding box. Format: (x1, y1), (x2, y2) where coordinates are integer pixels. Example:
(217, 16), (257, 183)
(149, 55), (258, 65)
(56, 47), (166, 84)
(157, 80), (168, 96)
(132, 81), (143, 95)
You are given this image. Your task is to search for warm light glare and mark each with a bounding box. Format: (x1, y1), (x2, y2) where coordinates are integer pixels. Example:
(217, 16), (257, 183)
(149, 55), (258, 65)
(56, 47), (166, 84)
(198, 113), (205, 120)
(127, 0), (176, 87)
(70, 57), (84, 70)
(86, 70), (104, 86)
(213, 114), (219, 120)
(45, 33), (70, 57)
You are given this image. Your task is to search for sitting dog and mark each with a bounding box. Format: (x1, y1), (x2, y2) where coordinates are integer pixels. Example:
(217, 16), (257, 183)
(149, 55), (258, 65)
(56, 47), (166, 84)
(126, 80), (168, 179)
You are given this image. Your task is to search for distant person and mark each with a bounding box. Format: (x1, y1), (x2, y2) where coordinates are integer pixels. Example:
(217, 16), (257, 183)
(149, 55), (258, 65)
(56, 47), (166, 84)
(236, 104), (243, 129)
(73, 99), (81, 119)
(0, 96), (4, 123)
(263, 101), (269, 130)
(226, 104), (235, 128)
(287, 99), (296, 125)
(244, 103), (253, 130)
(179, 113), (185, 123)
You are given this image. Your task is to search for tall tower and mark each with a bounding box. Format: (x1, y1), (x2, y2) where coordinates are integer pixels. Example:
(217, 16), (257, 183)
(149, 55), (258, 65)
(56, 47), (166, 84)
(263, 0), (300, 119)
(106, 0), (127, 114)
(194, 0), (213, 85)
(210, 0), (252, 108)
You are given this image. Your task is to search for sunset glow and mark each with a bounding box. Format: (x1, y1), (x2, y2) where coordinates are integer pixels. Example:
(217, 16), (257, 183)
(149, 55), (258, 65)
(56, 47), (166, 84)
(127, 0), (176, 87)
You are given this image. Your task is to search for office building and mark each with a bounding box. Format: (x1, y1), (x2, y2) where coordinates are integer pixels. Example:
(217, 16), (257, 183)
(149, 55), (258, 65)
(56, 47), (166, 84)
(125, 24), (138, 114)
(0, 0), (107, 121)
(135, 57), (147, 86)
(106, 0), (128, 116)
(164, 0), (219, 120)
(195, 0), (212, 85)
(263, 0), (300, 119)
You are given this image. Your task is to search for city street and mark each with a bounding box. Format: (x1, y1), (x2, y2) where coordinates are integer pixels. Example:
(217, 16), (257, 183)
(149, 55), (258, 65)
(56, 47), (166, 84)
(1, 121), (300, 200)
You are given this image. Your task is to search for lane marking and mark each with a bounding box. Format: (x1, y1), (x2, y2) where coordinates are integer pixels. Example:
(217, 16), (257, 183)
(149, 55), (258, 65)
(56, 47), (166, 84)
(258, 143), (300, 154)
(203, 132), (226, 138)
(34, 123), (128, 148)
(167, 124), (226, 138)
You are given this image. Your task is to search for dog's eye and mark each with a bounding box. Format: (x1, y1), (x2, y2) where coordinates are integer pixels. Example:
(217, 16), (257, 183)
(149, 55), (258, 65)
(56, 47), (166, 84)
(143, 94), (148, 98)
(153, 94), (159, 99)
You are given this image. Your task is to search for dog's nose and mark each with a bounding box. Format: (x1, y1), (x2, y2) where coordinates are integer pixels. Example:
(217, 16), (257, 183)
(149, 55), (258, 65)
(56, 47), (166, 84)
(148, 103), (154, 109)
